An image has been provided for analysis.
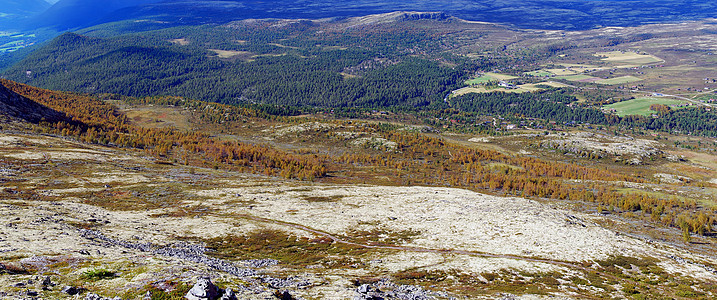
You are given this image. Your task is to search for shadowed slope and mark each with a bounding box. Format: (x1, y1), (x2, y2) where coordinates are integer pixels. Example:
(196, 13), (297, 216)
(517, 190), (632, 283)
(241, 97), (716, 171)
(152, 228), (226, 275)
(0, 82), (70, 124)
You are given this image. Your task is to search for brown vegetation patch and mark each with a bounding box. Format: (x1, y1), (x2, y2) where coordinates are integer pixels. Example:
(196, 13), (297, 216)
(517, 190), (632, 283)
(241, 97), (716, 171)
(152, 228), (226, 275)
(204, 230), (374, 267)
(169, 38), (189, 46)
(303, 195), (345, 202)
(208, 49), (253, 60)
(345, 228), (421, 246)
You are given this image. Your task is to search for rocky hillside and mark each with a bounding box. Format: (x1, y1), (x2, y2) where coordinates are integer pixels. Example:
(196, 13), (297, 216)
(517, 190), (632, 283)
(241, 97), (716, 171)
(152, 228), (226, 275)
(0, 130), (715, 299)
(1, 80), (716, 299)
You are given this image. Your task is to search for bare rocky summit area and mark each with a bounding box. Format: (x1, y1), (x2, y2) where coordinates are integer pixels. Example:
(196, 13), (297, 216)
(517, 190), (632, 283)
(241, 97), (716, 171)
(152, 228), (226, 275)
(1, 132), (716, 299)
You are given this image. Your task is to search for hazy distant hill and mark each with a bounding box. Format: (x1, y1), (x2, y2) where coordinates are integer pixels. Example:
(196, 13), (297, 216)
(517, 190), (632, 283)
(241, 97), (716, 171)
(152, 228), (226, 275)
(0, 0), (50, 16)
(20, 0), (717, 32)
(0, 0), (50, 29)
(29, 0), (163, 31)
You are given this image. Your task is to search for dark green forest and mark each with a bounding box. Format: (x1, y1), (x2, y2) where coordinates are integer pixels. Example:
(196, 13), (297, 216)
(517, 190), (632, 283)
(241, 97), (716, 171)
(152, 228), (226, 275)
(451, 91), (717, 136)
(3, 24), (465, 109)
(4, 22), (717, 137)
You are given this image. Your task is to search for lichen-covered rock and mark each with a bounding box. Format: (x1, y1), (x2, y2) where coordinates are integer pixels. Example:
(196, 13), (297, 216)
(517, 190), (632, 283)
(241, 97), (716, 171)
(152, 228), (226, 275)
(186, 277), (220, 300)
(274, 290), (295, 300)
(85, 292), (125, 300)
(61, 285), (80, 295)
(219, 288), (237, 300)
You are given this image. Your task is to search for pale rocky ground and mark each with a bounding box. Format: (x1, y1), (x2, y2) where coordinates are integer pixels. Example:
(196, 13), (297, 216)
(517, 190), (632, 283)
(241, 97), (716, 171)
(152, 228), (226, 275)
(539, 132), (662, 163)
(1, 132), (716, 299)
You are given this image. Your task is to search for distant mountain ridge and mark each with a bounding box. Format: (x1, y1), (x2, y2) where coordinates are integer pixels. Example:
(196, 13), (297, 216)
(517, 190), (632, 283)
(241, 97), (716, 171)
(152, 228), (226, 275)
(22, 0), (717, 32)
(0, 0), (51, 29)
(29, 0), (163, 30)
(0, 0), (50, 15)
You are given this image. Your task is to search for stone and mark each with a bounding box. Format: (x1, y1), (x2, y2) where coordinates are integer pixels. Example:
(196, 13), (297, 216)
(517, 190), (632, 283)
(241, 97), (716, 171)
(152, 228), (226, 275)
(186, 277), (220, 300)
(219, 288), (237, 300)
(42, 276), (54, 287)
(274, 290), (294, 300)
(84, 293), (124, 300)
(62, 285), (80, 295)
(355, 284), (385, 300)
(357, 284), (371, 294)
(85, 293), (102, 300)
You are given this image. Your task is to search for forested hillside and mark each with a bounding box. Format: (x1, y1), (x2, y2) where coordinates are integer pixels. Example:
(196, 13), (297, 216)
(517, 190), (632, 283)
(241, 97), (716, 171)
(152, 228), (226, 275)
(453, 91), (717, 136)
(4, 25), (464, 109)
(5, 16), (717, 137)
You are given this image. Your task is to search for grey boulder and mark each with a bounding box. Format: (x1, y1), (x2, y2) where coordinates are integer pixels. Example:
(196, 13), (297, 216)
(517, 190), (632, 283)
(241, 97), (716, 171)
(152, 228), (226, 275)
(186, 277), (219, 300)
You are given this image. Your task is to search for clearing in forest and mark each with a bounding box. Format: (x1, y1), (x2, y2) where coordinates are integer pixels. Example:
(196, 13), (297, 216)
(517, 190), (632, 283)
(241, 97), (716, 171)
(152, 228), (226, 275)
(465, 72), (518, 85)
(209, 49), (253, 59)
(452, 81), (567, 95)
(524, 70), (554, 77)
(123, 106), (191, 130)
(169, 38), (189, 45)
(602, 97), (690, 116)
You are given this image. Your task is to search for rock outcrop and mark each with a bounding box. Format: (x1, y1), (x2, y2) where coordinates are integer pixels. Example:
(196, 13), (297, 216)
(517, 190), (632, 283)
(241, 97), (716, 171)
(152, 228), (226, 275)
(186, 277), (220, 300)
(185, 277), (239, 300)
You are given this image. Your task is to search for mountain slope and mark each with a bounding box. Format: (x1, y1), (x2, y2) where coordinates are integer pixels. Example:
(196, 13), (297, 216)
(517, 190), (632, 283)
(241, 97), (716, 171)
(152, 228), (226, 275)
(29, 0), (163, 31)
(19, 0), (717, 32)
(0, 0), (50, 15)
(89, 0), (717, 30)
(0, 80), (70, 124)
(0, 0), (51, 29)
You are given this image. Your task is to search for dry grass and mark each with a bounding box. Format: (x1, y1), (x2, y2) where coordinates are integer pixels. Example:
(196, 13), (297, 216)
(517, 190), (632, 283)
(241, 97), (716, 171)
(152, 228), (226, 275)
(595, 51), (663, 66)
(208, 49), (253, 59)
(123, 106), (191, 130)
(203, 230), (374, 267)
(545, 68), (580, 76)
(169, 38), (189, 46)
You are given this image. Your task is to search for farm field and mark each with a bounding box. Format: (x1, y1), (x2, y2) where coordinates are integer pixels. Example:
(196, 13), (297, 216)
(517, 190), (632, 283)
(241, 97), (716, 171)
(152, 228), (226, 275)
(524, 70), (553, 77)
(546, 68), (580, 76)
(556, 74), (599, 82)
(525, 68), (583, 77)
(595, 51), (663, 66)
(556, 63), (601, 69)
(595, 75), (643, 85)
(465, 72), (518, 85)
(453, 86), (515, 95)
(452, 81), (567, 95)
(602, 97), (690, 116)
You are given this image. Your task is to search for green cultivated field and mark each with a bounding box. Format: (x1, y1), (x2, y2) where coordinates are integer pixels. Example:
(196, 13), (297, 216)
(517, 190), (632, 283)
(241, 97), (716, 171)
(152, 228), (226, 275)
(465, 73), (518, 85)
(525, 70), (553, 77)
(465, 76), (496, 85)
(602, 97), (689, 116)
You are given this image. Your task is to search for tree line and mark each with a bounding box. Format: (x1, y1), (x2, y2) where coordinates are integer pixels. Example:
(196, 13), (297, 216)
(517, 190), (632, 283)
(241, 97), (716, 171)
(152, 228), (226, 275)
(1, 79), (326, 180)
